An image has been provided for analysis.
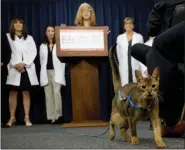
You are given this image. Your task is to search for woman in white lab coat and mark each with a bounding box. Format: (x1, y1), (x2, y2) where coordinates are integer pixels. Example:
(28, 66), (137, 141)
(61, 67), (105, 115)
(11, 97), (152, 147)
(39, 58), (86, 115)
(116, 17), (144, 86)
(40, 25), (66, 123)
(6, 17), (39, 127)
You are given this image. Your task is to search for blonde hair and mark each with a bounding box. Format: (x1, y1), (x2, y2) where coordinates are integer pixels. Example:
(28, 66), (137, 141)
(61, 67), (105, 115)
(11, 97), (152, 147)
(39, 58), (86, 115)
(74, 3), (96, 26)
(124, 17), (135, 25)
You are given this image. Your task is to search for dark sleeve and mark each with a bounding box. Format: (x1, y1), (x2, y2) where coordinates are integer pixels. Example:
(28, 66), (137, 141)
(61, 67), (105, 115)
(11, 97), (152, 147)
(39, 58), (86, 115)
(1, 34), (12, 65)
(147, 0), (166, 37)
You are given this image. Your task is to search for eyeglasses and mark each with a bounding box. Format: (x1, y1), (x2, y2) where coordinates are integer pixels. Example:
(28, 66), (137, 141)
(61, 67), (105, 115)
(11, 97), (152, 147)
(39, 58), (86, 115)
(82, 8), (92, 13)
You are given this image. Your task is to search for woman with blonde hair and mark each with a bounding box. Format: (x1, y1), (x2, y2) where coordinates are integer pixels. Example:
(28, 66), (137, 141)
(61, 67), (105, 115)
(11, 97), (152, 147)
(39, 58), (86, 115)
(5, 17), (39, 127)
(74, 3), (96, 27)
(59, 3), (110, 122)
(61, 3), (110, 32)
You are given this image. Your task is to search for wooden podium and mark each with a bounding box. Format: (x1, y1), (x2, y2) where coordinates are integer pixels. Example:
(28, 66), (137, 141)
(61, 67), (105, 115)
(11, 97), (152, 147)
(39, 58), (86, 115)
(55, 26), (109, 127)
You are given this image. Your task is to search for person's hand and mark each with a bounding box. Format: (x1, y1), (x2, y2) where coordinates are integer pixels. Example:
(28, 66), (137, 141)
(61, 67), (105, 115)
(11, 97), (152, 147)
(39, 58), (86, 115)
(14, 63), (25, 72)
(107, 27), (111, 34)
(60, 24), (67, 28)
(20, 68), (26, 73)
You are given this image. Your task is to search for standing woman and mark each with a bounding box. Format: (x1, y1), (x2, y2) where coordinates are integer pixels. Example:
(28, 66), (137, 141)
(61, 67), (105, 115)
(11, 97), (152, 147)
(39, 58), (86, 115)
(40, 25), (66, 123)
(6, 17), (39, 127)
(61, 3), (110, 31)
(116, 17), (144, 86)
(74, 3), (96, 27)
(59, 3), (110, 122)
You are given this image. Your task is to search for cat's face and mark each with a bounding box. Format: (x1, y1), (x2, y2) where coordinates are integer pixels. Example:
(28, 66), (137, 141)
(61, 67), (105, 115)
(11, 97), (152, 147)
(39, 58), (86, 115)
(135, 67), (160, 106)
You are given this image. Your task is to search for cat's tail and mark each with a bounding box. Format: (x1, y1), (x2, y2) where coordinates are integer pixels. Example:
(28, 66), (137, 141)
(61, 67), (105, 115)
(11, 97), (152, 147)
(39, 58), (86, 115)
(109, 44), (121, 93)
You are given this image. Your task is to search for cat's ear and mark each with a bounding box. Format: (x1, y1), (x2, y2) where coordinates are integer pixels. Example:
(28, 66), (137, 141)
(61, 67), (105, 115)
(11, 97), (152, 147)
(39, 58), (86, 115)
(152, 67), (160, 80)
(135, 70), (143, 82)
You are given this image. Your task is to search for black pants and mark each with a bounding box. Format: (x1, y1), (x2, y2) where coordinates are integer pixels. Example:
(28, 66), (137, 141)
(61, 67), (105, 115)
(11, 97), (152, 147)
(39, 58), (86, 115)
(131, 21), (184, 127)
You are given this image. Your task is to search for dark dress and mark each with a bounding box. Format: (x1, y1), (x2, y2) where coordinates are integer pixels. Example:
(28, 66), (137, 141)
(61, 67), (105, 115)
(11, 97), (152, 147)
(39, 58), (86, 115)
(128, 39), (133, 83)
(6, 36), (31, 92)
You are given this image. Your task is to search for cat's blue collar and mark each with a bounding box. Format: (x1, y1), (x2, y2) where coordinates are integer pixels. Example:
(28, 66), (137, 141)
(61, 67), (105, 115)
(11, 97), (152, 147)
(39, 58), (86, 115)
(125, 95), (141, 109)
(118, 89), (141, 110)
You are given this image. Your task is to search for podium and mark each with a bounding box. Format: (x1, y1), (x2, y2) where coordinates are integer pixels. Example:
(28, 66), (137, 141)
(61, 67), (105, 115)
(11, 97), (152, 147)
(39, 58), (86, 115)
(55, 26), (109, 127)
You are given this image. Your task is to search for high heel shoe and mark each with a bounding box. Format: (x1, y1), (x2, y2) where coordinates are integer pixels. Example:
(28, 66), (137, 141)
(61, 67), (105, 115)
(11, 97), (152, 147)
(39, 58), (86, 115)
(24, 116), (32, 127)
(6, 117), (16, 128)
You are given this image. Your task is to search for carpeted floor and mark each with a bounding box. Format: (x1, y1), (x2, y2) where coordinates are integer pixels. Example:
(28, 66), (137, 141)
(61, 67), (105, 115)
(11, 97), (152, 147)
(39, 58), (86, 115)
(1, 121), (184, 149)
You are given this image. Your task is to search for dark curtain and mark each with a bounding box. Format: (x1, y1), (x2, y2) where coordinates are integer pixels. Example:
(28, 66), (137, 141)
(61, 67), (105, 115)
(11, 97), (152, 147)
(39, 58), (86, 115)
(1, 0), (153, 124)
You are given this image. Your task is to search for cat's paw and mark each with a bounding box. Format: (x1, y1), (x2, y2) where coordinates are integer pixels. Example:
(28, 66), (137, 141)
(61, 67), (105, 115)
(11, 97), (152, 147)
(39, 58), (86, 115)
(156, 140), (166, 148)
(131, 136), (139, 145)
(109, 131), (115, 140)
(123, 136), (131, 142)
(109, 134), (115, 140)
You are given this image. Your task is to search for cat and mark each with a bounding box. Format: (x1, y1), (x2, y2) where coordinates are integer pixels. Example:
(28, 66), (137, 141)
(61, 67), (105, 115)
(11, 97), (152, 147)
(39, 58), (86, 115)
(108, 44), (166, 148)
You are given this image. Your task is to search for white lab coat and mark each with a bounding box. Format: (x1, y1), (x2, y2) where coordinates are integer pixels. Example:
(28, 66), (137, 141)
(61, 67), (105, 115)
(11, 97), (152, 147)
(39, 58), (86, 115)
(6, 33), (39, 86)
(116, 32), (144, 86)
(39, 43), (66, 87)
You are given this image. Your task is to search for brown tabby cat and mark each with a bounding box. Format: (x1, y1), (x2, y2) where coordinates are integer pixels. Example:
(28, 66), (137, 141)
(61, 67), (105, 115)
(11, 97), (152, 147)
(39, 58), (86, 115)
(108, 45), (165, 148)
